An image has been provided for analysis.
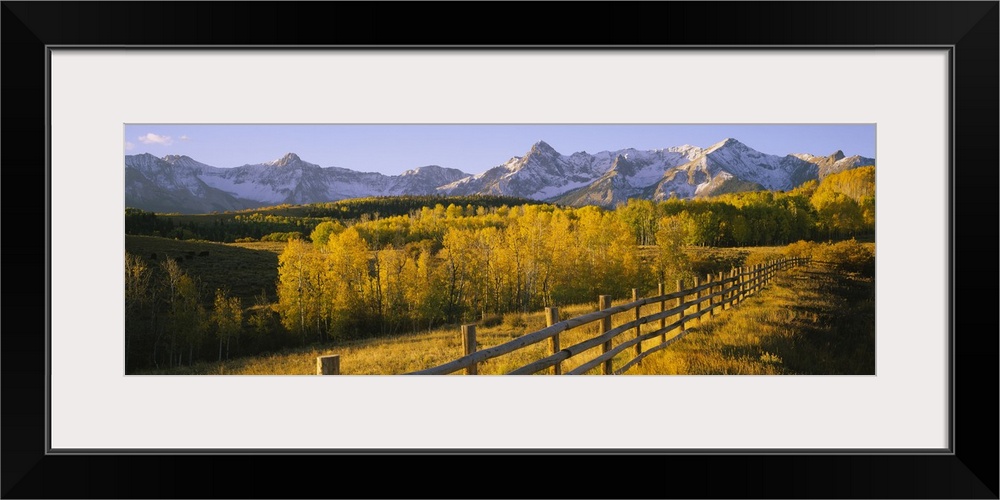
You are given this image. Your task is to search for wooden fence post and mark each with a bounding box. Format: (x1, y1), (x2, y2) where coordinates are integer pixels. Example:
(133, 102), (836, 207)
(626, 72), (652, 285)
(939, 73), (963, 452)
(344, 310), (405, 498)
(693, 276), (701, 324)
(632, 288), (642, 361)
(676, 279), (685, 335)
(316, 354), (340, 375)
(706, 273), (713, 317)
(716, 272), (724, 314)
(737, 267), (743, 303)
(599, 295), (612, 375)
(462, 324), (477, 375)
(723, 270), (729, 310)
(658, 282), (666, 343)
(734, 268), (740, 305)
(545, 307), (561, 375)
(726, 268), (735, 310)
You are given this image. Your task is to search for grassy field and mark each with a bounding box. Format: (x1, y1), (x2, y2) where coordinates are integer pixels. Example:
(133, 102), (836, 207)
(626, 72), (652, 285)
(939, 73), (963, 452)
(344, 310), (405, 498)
(124, 235), (282, 304)
(628, 260), (875, 374)
(137, 253), (874, 375)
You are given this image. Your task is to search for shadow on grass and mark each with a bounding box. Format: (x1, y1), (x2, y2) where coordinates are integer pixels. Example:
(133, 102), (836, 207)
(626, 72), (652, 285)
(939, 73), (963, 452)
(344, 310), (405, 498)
(757, 266), (875, 375)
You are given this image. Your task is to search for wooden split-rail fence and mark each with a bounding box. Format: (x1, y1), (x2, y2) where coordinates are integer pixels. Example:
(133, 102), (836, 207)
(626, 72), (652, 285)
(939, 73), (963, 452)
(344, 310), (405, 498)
(316, 257), (810, 375)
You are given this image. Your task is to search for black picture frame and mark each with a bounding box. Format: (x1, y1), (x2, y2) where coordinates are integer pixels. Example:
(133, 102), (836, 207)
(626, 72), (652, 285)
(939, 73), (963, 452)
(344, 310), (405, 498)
(3, 2), (997, 498)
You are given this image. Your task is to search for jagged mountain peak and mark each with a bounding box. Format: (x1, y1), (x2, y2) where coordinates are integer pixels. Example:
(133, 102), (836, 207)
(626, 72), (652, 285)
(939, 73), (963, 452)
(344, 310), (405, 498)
(401, 165), (439, 176)
(528, 140), (559, 156)
(400, 165), (465, 177)
(160, 154), (213, 170)
(127, 138), (874, 213)
(267, 152), (304, 167)
(608, 153), (640, 176)
(707, 137), (749, 152)
(132, 152), (159, 160)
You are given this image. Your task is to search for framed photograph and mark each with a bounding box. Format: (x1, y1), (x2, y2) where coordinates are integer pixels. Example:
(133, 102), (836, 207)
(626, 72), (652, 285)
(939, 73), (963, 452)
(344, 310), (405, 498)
(4, 2), (996, 498)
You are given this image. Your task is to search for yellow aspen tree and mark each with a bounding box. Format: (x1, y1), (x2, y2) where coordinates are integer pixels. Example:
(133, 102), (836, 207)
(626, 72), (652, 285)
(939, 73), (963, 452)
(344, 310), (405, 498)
(212, 288), (242, 361)
(326, 227), (371, 336)
(276, 239), (313, 344)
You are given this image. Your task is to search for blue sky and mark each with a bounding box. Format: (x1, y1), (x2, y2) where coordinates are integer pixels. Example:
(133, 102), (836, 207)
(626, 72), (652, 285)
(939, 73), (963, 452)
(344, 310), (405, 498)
(125, 124), (875, 175)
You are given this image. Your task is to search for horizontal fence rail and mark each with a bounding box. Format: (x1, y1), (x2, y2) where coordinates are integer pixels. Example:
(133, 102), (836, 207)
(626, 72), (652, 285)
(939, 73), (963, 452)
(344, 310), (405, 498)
(318, 258), (809, 375)
(397, 257), (810, 376)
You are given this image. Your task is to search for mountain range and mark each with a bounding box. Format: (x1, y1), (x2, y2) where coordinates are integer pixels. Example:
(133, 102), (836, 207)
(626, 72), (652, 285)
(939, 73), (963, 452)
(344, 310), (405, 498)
(124, 138), (875, 214)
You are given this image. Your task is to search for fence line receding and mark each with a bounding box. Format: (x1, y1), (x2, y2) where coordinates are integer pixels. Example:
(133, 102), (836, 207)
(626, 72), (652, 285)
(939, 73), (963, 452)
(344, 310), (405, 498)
(393, 257), (810, 376)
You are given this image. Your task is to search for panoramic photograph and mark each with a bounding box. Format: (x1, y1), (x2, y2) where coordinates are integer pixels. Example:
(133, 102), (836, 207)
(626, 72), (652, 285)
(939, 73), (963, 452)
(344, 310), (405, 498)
(124, 124), (876, 375)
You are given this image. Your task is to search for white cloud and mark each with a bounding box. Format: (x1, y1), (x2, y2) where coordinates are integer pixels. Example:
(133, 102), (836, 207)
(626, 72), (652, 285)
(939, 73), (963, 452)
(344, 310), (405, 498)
(137, 133), (173, 145)
(125, 141), (135, 151)
(179, 135), (190, 141)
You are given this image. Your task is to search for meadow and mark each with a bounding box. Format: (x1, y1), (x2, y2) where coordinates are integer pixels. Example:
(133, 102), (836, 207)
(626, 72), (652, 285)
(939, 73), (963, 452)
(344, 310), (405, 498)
(136, 242), (873, 376)
(125, 235), (282, 304)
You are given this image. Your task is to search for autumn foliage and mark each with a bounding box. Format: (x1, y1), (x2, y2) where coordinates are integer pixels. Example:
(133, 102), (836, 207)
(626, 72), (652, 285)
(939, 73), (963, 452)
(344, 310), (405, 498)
(275, 204), (645, 342)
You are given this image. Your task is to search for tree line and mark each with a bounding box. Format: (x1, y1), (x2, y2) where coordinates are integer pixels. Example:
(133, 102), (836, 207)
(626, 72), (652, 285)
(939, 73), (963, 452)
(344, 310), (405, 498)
(125, 195), (544, 243)
(275, 204), (663, 344)
(616, 166), (875, 247)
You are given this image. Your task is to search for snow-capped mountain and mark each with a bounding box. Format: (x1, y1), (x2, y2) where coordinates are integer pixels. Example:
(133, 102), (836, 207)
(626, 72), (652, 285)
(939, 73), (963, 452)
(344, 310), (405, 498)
(545, 138), (873, 206)
(125, 154), (251, 214)
(792, 150), (877, 179)
(437, 140), (704, 203)
(645, 138), (821, 202)
(125, 139), (875, 213)
(125, 153), (470, 214)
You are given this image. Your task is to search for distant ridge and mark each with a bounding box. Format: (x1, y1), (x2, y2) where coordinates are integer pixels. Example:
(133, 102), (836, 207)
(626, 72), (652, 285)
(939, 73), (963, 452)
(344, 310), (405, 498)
(125, 140), (874, 213)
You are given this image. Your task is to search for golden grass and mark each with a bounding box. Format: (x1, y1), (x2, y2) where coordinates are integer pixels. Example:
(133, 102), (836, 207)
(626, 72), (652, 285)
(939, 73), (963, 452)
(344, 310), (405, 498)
(138, 278), (762, 375)
(628, 262), (875, 375)
(140, 258), (873, 376)
(225, 241), (288, 254)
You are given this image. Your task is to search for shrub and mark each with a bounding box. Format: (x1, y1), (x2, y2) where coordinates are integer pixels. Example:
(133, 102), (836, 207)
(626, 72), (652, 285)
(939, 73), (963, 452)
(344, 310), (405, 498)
(502, 313), (527, 330)
(261, 231), (304, 242)
(744, 251), (783, 267)
(480, 313), (503, 328)
(783, 240), (818, 259)
(814, 239), (875, 275)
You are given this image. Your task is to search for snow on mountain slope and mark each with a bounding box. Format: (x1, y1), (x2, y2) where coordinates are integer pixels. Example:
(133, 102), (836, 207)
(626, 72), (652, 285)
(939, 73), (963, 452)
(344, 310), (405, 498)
(548, 146), (704, 206)
(125, 139), (874, 213)
(126, 152), (471, 214)
(793, 150), (876, 178)
(385, 165), (470, 195)
(438, 141), (703, 201)
(125, 154), (257, 213)
(649, 138), (819, 202)
(437, 141), (615, 199)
